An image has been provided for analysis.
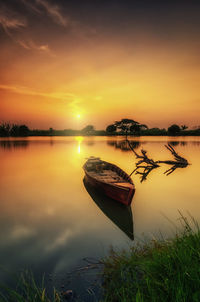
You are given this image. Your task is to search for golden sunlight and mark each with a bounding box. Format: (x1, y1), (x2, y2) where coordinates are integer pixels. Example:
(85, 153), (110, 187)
(75, 136), (83, 154)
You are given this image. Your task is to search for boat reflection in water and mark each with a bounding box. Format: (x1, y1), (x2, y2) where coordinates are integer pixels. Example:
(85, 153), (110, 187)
(83, 177), (134, 240)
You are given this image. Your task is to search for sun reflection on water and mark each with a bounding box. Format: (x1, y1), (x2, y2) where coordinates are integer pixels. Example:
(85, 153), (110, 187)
(75, 136), (83, 154)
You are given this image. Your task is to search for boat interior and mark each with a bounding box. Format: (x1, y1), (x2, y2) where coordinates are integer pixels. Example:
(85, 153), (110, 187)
(85, 159), (131, 184)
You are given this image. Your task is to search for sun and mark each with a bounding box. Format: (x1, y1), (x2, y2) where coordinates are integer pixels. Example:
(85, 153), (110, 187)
(76, 114), (81, 119)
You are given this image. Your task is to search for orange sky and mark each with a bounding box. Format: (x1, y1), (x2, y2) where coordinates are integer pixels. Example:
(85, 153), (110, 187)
(0, 1), (200, 129)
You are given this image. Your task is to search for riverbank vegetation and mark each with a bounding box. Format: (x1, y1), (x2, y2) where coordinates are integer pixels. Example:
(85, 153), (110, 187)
(0, 271), (61, 302)
(1, 215), (200, 301)
(102, 214), (200, 302)
(0, 121), (200, 137)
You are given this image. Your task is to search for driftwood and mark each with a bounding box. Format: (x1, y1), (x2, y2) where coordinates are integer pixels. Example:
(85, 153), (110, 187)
(159, 144), (189, 176)
(127, 140), (189, 182)
(157, 144), (188, 166)
(128, 146), (160, 182)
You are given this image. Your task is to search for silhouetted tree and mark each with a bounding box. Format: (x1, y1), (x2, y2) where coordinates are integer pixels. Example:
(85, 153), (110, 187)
(10, 124), (20, 136)
(106, 124), (117, 133)
(106, 119), (148, 136)
(49, 128), (54, 136)
(0, 123), (29, 136)
(168, 124), (181, 135)
(0, 123), (11, 136)
(130, 124), (141, 133)
(82, 125), (95, 135)
(18, 125), (29, 136)
(181, 125), (188, 130)
(115, 119), (139, 134)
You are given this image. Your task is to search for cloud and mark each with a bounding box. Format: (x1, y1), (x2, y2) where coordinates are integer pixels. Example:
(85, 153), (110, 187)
(11, 225), (36, 240)
(68, 97), (83, 114)
(0, 84), (84, 114)
(20, 0), (42, 14)
(0, 15), (26, 30)
(0, 84), (76, 102)
(45, 229), (73, 251)
(36, 0), (68, 26)
(0, 4), (28, 49)
(17, 39), (53, 55)
(0, 4), (52, 55)
(22, 0), (68, 27)
(0, 6), (26, 32)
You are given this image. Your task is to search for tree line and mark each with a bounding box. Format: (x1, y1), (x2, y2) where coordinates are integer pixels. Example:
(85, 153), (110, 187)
(0, 123), (30, 137)
(0, 120), (200, 137)
(105, 119), (199, 136)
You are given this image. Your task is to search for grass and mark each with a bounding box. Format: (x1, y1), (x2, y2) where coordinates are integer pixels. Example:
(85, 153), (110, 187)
(101, 214), (200, 302)
(0, 271), (61, 302)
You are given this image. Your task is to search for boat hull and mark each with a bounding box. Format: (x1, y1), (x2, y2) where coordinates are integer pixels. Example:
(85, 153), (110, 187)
(84, 166), (135, 206)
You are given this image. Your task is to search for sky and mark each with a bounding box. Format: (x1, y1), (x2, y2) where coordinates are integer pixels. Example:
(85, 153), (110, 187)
(0, 0), (200, 130)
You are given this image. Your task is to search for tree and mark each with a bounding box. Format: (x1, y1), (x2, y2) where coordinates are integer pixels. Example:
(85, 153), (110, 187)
(140, 124), (148, 130)
(106, 119), (148, 136)
(49, 128), (54, 136)
(181, 125), (188, 131)
(168, 124), (181, 135)
(106, 124), (117, 133)
(0, 123), (30, 137)
(18, 125), (29, 136)
(81, 125), (95, 135)
(10, 124), (20, 136)
(0, 123), (11, 137)
(130, 124), (141, 133)
(115, 119), (139, 134)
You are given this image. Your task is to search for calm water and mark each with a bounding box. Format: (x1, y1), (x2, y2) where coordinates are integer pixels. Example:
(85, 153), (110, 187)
(0, 136), (200, 299)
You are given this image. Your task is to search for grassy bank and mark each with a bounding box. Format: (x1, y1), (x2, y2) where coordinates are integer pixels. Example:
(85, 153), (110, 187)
(101, 215), (200, 302)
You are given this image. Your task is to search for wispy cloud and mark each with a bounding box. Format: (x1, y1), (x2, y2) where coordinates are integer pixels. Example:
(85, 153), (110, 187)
(0, 84), (83, 113)
(22, 0), (69, 27)
(11, 225), (36, 240)
(45, 229), (73, 251)
(17, 39), (54, 55)
(0, 84), (75, 100)
(36, 0), (68, 26)
(0, 15), (26, 31)
(20, 0), (42, 14)
(0, 4), (54, 54)
(0, 6), (26, 32)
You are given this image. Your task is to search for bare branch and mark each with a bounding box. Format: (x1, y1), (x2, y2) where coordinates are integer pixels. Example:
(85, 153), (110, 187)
(157, 144), (188, 166)
(127, 140), (189, 181)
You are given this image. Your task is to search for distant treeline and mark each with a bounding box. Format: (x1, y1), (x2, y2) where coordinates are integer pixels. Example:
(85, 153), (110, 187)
(0, 122), (200, 137)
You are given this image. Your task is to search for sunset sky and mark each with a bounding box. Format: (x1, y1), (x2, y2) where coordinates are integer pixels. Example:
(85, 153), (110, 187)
(0, 0), (200, 129)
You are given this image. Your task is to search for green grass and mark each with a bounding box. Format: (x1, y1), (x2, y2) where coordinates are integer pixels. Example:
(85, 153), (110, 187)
(101, 214), (200, 302)
(0, 271), (61, 302)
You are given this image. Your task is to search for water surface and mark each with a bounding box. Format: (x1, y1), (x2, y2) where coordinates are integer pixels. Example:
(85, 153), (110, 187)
(0, 136), (200, 298)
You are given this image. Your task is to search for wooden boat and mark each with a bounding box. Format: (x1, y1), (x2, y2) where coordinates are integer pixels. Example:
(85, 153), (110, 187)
(83, 177), (134, 240)
(83, 157), (135, 206)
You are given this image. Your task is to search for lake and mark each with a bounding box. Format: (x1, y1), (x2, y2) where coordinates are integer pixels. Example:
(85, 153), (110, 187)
(0, 136), (200, 300)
